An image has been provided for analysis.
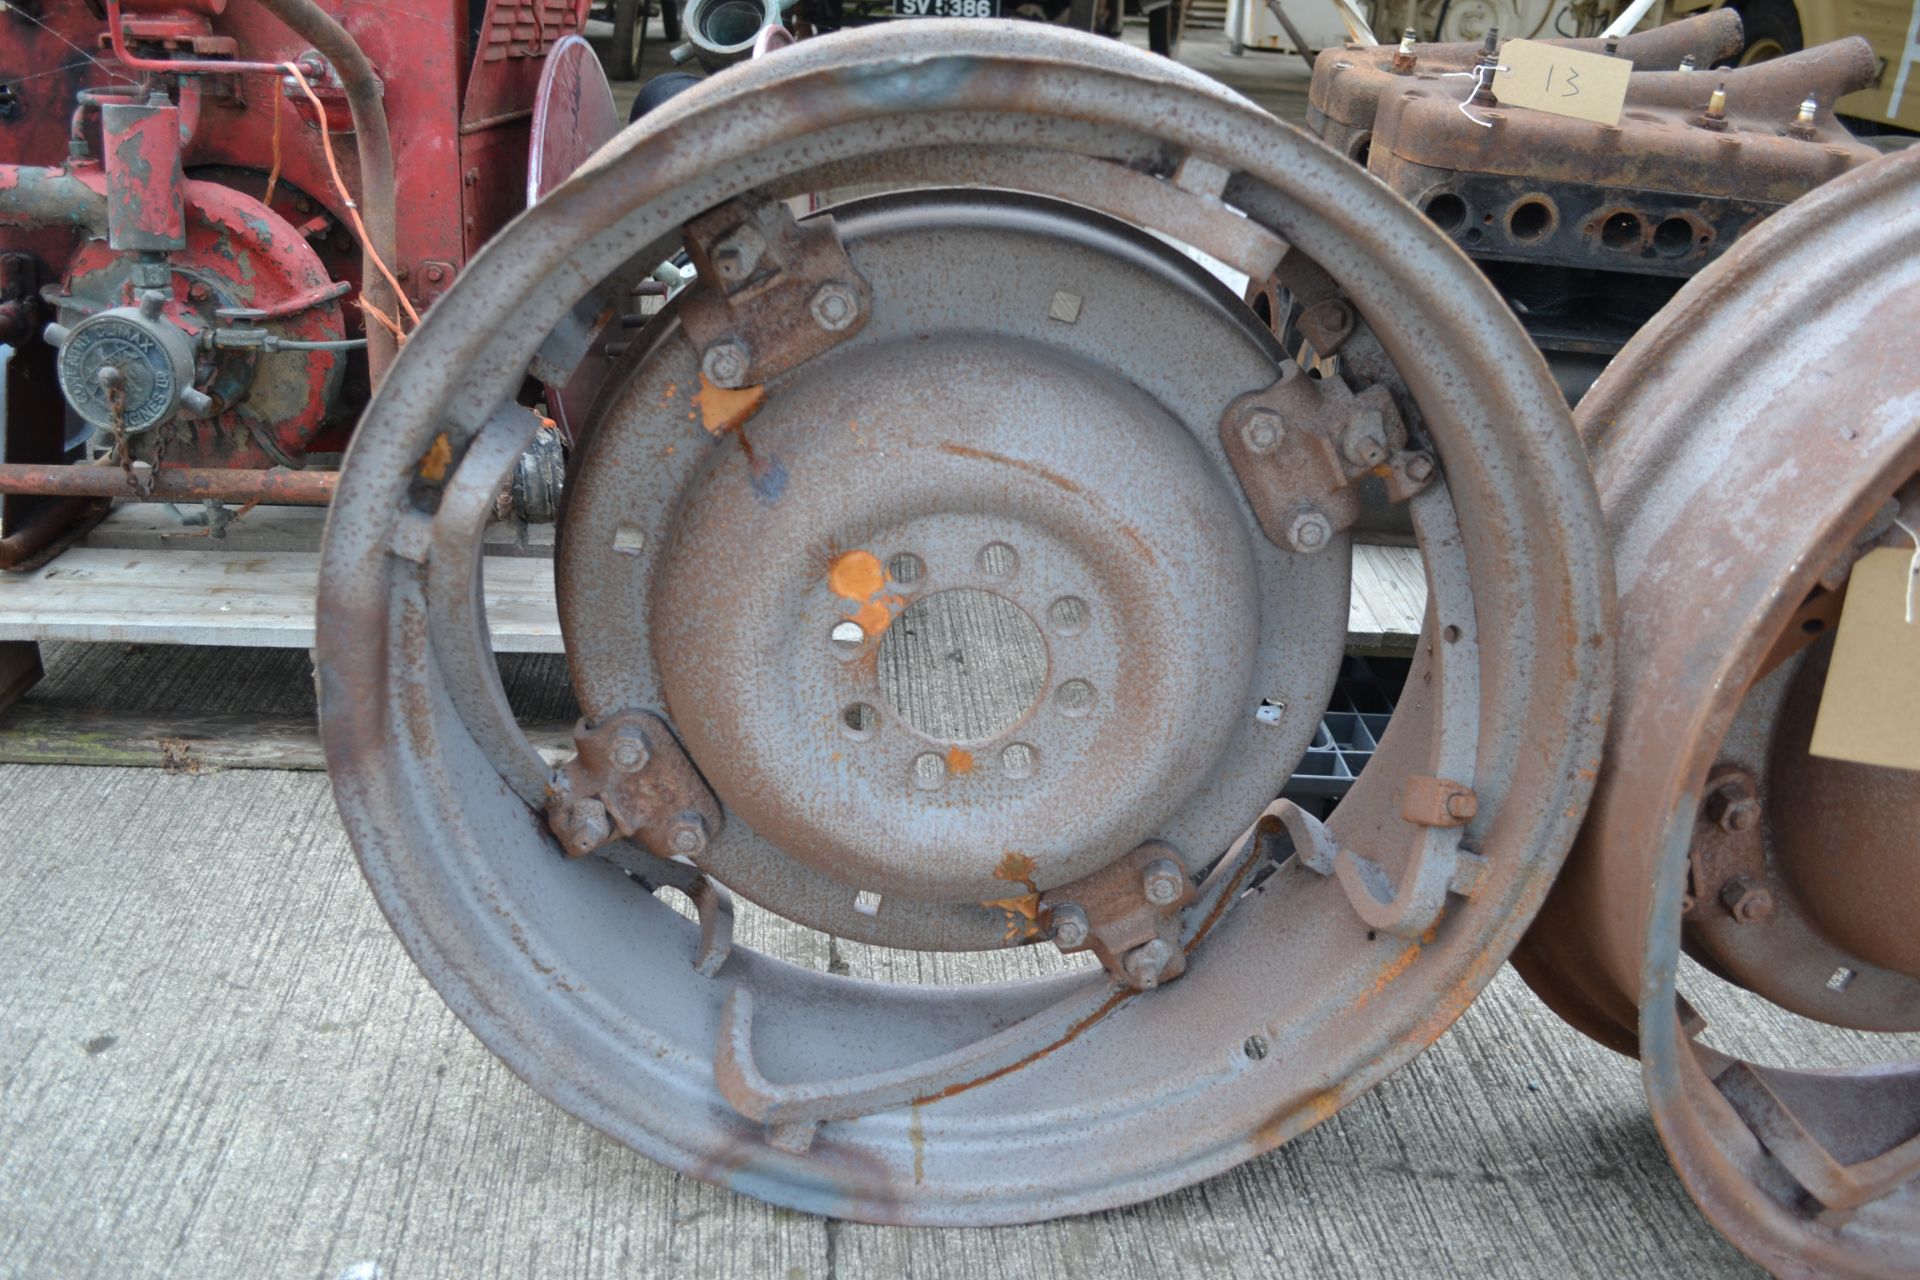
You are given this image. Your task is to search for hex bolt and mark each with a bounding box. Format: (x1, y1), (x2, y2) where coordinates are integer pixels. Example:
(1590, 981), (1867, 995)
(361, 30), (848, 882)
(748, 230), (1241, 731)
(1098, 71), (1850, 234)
(1705, 786), (1759, 833)
(1125, 937), (1175, 989)
(1405, 453), (1435, 483)
(808, 282), (859, 332)
(566, 798), (611, 856)
(1242, 410), (1283, 454)
(702, 340), (751, 389)
(669, 813), (709, 857)
(1287, 509), (1332, 553)
(1142, 858), (1185, 907)
(609, 727), (650, 774)
(1050, 903), (1089, 950)
(1719, 875), (1776, 925)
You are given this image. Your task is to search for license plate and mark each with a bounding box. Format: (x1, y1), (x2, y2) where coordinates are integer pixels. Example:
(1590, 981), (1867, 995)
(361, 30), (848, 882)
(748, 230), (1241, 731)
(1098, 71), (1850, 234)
(892, 0), (1001, 16)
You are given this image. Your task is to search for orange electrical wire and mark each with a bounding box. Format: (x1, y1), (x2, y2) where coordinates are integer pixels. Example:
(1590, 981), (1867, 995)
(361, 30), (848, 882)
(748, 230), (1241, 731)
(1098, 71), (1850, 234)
(264, 87), (284, 206)
(280, 60), (421, 331)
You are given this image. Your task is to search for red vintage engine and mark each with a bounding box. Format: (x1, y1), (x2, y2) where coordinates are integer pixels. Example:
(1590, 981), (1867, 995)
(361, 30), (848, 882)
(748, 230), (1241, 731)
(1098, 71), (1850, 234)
(0, 0), (592, 560)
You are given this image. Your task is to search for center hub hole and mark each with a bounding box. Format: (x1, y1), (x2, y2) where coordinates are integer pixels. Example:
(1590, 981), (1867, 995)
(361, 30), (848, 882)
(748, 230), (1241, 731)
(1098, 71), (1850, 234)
(877, 588), (1048, 743)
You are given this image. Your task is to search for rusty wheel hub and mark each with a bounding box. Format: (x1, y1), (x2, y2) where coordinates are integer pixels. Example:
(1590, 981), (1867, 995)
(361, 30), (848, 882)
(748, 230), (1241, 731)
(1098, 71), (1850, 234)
(318, 23), (1609, 1224)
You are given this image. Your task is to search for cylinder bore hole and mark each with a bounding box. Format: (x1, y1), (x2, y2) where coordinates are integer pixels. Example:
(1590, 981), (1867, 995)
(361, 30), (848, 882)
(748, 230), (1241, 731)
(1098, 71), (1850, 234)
(1424, 192), (1468, 232)
(1508, 199), (1553, 242)
(1653, 217), (1694, 257)
(1600, 211), (1644, 250)
(878, 589), (1047, 742)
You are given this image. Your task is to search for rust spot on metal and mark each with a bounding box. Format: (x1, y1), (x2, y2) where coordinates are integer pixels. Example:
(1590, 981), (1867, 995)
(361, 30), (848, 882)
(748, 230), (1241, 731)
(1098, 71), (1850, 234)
(938, 441), (1084, 496)
(913, 989), (1134, 1105)
(418, 432), (453, 482)
(983, 850), (1042, 941)
(909, 1105), (926, 1185)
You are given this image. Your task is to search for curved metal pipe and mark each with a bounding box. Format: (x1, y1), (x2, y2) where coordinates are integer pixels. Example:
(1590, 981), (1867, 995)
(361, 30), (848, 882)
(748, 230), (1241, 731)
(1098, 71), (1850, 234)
(247, 0), (401, 383)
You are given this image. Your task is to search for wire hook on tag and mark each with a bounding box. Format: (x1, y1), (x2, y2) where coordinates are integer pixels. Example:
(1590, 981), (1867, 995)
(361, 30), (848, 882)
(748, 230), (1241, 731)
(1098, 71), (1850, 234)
(1893, 517), (1919, 624)
(1440, 65), (1509, 128)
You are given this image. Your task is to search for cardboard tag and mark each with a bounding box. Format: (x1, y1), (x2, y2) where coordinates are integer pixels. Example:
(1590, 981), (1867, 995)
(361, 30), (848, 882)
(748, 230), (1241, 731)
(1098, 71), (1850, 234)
(1491, 39), (1632, 127)
(1809, 546), (1920, 772)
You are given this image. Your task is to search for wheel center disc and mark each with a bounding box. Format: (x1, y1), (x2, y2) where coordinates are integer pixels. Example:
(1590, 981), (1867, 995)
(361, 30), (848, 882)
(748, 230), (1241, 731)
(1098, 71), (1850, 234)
(651, 331), (1259, 902)
(556, 189), (1350, 946)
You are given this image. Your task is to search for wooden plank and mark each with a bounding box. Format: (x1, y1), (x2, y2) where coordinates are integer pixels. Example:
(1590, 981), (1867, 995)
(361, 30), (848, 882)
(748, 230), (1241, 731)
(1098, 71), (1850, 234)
(0, 525), (1427, 656)
(76, 502), (555, 558)
(0, 547), (564, 651)
(1349, 542), (1428, 654)
(0, 706), (577, 771)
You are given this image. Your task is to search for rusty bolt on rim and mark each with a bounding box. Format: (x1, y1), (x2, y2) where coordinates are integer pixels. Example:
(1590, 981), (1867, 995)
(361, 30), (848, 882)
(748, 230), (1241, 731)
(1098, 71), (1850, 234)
(317, 21), (1609, 1226)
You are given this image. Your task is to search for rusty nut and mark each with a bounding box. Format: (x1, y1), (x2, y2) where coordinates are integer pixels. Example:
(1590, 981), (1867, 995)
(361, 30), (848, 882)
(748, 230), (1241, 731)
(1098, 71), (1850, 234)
(669, 812), (709, 857)
(1050, 903), (1090, 950)
(808, 282), (859, 332)
(1242, 410), (1284, 454)
(610, 727), (650, 774)
(701, 340), (751, 389)
(1287, 508), (1332, 554)
(1719, 876), (1776, 924)
(1706, 790), (1760, 834)
(1142, 858), (1185, 907)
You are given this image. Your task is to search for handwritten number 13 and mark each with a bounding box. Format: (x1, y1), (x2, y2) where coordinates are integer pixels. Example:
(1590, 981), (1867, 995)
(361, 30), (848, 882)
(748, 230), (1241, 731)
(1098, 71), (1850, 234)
(1546, 64), (1583, 97)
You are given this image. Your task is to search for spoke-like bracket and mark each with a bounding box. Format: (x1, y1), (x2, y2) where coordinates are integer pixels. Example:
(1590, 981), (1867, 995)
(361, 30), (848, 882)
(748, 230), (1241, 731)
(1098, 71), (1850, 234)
(1711, 1053), (1920, 1215)
(1218, 362), (1435, 553)
(713, 827), (1279, 1152)
(1281, 781), (1487, 939)
(544, 709), (724, 863)
(678, 195), (873, 389)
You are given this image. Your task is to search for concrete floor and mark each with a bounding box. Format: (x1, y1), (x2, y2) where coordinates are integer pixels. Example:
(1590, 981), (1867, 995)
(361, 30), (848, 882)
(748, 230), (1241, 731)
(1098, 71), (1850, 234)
(0, 23), (1909, 1280)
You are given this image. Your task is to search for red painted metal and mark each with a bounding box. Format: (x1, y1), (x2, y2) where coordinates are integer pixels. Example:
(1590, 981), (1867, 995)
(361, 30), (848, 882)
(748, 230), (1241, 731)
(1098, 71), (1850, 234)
(0, 0), (586, 542)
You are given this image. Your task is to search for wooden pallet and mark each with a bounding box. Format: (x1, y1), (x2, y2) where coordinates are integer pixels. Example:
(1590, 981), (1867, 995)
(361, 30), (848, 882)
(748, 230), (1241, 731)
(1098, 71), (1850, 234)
(0, 506), (1426, 654)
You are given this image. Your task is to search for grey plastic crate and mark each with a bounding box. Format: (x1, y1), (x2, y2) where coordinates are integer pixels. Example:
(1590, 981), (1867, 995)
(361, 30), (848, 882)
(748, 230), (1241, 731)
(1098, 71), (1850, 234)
(1282, 655), (1407, 815)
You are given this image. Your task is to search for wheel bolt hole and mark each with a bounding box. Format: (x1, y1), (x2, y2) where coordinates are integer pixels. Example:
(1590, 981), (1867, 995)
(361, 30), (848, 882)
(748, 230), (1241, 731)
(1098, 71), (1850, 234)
(976, 541), (1020, 577)
(1055, 679), (1095, 717)
(886, 551), (925, 586)
(841, 702), (877, 739)
(1001, 741), (1037, 778)
(912, 751), (948, 791)
(829, 619), (866, 656)
(1047, 595), (1090, 636)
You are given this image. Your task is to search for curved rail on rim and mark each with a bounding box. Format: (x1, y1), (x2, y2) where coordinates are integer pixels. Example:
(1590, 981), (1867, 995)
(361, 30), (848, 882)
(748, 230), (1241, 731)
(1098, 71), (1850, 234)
(1514, 144), (1920, 1276)
(317, 22), (1610, 1224)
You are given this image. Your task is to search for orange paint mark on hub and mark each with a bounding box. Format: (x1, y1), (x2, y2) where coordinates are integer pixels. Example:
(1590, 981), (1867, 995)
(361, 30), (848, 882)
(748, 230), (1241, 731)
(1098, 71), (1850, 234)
(945, 747), (975, 775)
(693, 372), (766, 436)
(829, 549), (885, 602)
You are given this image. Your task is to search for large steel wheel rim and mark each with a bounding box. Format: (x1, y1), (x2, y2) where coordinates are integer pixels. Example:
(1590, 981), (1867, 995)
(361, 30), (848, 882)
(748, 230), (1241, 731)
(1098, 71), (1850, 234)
(317, 22), (1610, 1224)
(1514, 146), (1920, 1274)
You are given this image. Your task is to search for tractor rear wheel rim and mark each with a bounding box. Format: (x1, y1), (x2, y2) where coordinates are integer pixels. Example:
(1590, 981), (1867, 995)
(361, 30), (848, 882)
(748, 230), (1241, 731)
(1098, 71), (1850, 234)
(317, 22), (1609, 1225)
